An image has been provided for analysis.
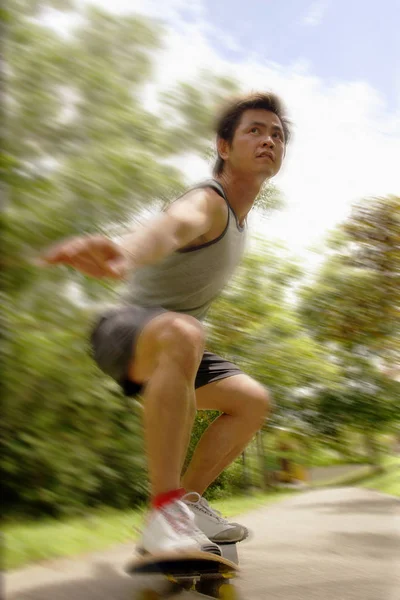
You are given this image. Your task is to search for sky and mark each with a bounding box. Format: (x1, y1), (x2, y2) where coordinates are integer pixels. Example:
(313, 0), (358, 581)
(192, 0), (400, 111)
(47, 0), (400, 264)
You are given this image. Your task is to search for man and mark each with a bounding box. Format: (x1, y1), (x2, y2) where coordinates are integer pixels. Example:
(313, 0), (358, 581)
(41, 92), (290, 556)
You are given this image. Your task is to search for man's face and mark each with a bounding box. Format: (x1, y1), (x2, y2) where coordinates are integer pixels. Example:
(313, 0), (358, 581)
(220, 109), (286, 178)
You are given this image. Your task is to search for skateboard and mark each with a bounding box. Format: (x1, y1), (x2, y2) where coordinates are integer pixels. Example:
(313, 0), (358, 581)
(126, 545), (239, 599)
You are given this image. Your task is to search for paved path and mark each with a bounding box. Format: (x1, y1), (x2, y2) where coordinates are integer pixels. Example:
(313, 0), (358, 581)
(309, 463), (371, 483)
(5, 487), (400, 600)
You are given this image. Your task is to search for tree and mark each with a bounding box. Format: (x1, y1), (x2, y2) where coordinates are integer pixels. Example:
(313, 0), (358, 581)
(301, 196), (400, 351)
(299, 195), (400, 460)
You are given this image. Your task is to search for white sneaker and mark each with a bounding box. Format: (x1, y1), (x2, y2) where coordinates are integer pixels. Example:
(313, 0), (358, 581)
(139, 498), (222, 556)
(183, 492), (249, 543)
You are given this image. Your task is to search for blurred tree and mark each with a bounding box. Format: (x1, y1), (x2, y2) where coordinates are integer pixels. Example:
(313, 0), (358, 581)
(299, 195), (400, 463)
(301, 196), (400, 350)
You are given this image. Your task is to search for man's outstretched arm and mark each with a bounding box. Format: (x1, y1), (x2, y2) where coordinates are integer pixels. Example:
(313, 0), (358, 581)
(39, 188), (225, 279)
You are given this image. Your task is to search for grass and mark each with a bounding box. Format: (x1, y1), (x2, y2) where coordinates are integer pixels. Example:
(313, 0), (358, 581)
(361, 455), (400, 496)
(3, 489), (295, 572)
(4, 506), (146, 572)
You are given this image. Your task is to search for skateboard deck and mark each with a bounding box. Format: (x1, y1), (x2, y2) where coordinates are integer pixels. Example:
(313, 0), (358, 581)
(126, 549), (239, 599)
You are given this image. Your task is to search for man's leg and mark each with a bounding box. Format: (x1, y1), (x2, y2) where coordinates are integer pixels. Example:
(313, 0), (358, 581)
(182, 374), (270, 495)
(129, 312), (204, 497)
(92, 308), (222, 554)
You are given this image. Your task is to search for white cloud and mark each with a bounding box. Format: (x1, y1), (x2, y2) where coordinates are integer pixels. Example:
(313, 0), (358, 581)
(204, 24), (243, 53)
(302, 0), (329, 27)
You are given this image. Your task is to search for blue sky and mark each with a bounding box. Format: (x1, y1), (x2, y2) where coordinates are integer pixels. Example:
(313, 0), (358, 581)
(182, 0), (400, 111)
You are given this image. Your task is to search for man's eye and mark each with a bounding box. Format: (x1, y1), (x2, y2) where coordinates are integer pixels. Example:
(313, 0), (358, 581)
(250, 127), (259, 134)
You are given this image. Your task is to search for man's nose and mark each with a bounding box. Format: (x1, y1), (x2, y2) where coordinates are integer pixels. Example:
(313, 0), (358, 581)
(262, 135), (275, 148)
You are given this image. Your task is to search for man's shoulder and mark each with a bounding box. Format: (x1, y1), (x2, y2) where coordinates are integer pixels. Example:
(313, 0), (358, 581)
(189, 179), (226, 201)
(178, 182), (227, 214)
(195, 179), (226, 198)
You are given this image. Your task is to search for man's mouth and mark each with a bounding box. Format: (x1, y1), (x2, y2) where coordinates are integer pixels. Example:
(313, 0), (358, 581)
(256, 151), (274, 161)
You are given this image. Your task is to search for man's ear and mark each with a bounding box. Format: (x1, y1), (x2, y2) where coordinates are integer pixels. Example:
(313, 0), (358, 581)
(217, 136), (230, 160)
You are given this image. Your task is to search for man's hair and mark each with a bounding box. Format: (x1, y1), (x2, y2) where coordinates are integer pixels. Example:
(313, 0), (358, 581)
(213, 91), (291, 176)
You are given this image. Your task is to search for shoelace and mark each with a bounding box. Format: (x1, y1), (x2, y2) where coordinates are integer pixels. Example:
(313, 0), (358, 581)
(161, 505), (190, 535)
(183, 492), (228, 524)
(163, 500), (209, 538)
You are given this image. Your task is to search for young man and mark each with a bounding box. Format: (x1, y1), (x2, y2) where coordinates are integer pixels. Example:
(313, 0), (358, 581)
(41, 92), (290, 556)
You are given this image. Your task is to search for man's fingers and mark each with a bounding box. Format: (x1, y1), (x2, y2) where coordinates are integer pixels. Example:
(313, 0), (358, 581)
(36, 236), (126, 279)
(75, 260), (117, 278)
(41, 237), (106, 265)
(80, 239), (127, 277)
(39, 252), (126, 279)
(40, 238), (85, 264)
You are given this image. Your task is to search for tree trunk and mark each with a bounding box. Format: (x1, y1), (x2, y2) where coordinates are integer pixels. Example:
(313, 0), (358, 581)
(256, 430), (270, 489)
(241, 451), (251, 490)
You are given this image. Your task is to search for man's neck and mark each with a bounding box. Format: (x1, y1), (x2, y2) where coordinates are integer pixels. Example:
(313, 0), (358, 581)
(215, 171), (267, 225)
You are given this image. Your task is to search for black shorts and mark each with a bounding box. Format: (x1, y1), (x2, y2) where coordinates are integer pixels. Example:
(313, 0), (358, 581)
(89, 305), (243, 396)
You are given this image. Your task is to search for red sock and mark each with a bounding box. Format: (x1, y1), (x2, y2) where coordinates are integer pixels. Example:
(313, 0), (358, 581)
(152, 487), (186, 510)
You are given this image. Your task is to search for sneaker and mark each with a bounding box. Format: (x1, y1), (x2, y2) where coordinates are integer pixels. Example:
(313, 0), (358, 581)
(139, 498), (222, 556)
(183, 492), (249, 543)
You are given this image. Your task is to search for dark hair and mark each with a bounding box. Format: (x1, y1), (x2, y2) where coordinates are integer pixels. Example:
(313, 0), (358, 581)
(213, 91), (291, 176)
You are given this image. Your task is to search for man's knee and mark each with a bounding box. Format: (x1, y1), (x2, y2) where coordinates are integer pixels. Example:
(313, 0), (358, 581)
(253, 386), (272, 423)
(129, 312), (205, 384)
(158, 313), (205, 371)
(241, 382), (271, 428)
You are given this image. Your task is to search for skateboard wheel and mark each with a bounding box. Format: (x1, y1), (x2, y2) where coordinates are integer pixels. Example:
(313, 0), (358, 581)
(196, 578), (231, 600)
(196, 579), (225, 597)
(219, 583), (238, 600)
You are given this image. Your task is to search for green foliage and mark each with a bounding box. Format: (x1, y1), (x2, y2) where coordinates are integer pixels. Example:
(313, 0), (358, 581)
(362, 455), (400, 496)
(314, 353), (400, 433)
(300, 195), (400, 349)
(162, 73), (240, 156)
(299, 195), (400, 438)
(205, 460), (245, 500)
(1, 298), (148, 515)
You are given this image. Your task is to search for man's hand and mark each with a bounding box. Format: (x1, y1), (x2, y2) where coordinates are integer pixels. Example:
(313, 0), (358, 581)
(38, 235), (130, 279)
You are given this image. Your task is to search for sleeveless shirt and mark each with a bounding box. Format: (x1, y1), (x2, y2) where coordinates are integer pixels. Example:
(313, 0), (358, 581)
(121, 180), (247, 321)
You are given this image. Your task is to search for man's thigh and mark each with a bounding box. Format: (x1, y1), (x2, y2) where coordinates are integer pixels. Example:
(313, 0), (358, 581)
(195, 370), (270, 417)
(90, 305), (205, 396)
(90, 305), (166, 395)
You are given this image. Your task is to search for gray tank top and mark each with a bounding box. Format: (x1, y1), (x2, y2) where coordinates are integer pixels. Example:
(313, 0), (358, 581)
(122, 180), (247, 321)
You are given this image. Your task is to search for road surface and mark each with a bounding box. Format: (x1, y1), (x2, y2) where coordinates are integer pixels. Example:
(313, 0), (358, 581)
(5, 487), (400, 600)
